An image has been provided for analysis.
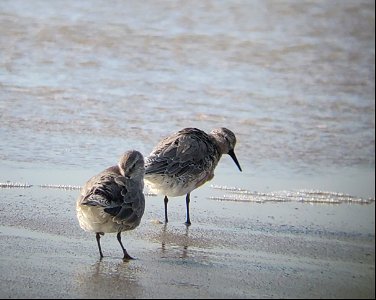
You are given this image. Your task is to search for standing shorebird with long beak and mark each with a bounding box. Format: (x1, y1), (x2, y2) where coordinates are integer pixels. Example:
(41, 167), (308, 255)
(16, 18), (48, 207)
(144, 127), (242, 225)
(76, 150), (145, 260)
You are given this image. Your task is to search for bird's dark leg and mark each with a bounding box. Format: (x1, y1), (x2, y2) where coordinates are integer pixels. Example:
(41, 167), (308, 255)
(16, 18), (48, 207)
(96, 232), (104, 258)
(164, 195), (169, 223)
(185, 193), (191, 226)
(117, 232), (134, 260)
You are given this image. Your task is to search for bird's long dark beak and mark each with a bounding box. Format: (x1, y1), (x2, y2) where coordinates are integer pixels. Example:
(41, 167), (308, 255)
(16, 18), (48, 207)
(228, 149), (242, 172)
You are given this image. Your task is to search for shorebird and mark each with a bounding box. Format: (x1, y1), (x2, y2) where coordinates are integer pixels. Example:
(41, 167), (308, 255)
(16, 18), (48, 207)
(76, 150), (145, 260)
(144, 127), (242, 225)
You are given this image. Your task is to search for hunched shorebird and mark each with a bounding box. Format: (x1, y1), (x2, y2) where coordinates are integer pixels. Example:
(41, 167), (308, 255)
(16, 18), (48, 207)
(76, 150), (145, 260)
(144, 127), (242, 225)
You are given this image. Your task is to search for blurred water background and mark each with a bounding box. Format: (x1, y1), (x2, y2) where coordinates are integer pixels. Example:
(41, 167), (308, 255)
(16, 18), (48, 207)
(0, 0), (375, 199)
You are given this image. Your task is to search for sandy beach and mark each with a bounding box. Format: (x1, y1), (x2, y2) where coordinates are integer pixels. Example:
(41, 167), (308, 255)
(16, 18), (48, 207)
(0, 177), (374, 299)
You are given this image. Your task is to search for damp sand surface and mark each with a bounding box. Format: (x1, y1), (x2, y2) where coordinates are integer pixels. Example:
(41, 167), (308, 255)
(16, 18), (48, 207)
(0, 179), (374, 299)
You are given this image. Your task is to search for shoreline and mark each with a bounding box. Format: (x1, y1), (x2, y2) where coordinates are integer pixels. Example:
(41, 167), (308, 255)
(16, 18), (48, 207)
(1, 183), (374, 298)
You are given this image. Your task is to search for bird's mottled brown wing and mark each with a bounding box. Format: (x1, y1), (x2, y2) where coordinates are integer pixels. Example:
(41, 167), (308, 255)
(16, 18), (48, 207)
(145, 128), (219, 177)
(79, 168), (144, 224)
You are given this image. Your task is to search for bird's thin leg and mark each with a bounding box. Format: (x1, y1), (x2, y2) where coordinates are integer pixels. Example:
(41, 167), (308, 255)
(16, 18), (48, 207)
(117, 232), (134, 260)
(96, 232), (104, 258)
(164, 195), (169, 223)
(185, 193), (191, 226)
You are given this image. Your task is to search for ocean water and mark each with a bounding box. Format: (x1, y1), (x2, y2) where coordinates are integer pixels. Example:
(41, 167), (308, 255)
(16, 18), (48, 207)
(0, 0), (375, 199)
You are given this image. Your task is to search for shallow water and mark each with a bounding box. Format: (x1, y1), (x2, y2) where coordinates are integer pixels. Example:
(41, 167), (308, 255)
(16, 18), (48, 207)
(0, 0), (375, 199)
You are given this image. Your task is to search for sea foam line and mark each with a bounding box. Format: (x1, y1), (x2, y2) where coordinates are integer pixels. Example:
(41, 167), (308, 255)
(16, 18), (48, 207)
(39, 184), (82, 190)
(209, 185), (375, 204)
(0, 182), (32, 188)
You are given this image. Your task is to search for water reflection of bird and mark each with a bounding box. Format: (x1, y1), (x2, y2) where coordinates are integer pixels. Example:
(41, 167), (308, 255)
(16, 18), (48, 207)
(76, 150), (145, 260)
(160, 224), (190, 259)
(74, 260), (142, 298)
(145, 127), (242, 225)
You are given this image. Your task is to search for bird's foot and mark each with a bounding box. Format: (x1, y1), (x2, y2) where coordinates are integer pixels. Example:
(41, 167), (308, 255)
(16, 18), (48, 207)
(123, 253), (135, 261)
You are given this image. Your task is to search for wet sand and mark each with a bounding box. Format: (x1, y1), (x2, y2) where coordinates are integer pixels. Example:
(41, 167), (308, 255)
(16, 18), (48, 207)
(0, 183), (374, 299)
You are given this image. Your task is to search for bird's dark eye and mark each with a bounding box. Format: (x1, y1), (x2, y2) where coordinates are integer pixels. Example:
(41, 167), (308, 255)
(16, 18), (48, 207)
(129, 163), (136, 172)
